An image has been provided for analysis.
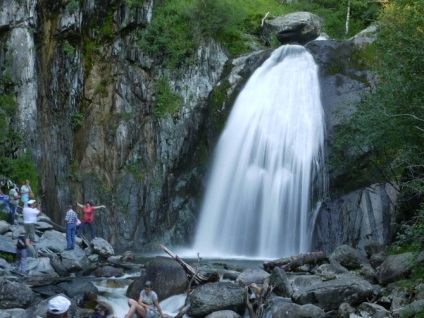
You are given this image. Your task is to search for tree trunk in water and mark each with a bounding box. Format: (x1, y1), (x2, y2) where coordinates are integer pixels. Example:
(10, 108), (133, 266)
(159, 244), (219, 284)
(263, 251), (328, 272)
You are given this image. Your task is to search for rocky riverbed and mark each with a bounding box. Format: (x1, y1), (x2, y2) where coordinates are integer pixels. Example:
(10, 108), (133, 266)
(0, 213), (423, 318)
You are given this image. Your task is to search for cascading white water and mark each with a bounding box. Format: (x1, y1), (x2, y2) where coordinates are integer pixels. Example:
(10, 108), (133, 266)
(193, 45), (325, 259)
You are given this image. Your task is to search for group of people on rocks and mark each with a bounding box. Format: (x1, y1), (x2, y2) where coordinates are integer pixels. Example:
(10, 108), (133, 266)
(4, 178), (168, 318)
(44, 282), (166, 318)
(13, 199), (107, 273)
(44, 282), (167, 318)
(0, 178), (33, 225)
(64, 201), (106, 250)
(0, 177), (107, 274)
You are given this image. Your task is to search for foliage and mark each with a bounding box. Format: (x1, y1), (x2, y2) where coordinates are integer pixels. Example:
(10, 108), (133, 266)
(124, 0), (143, 7)
(70, 111), (85, 129)
(287, 0), (381, 39)
(139, 1), (195, 68)
(152, 75), (184, 118)
(0, 251), (15, 263)
(94, 80), (108, 96)
(393, 208), (424, 253)
(140, 0), (382, 64)
(63, 40), (76, 57)
(0, 209), (9, 222)
(3, 152), (39, 195)
(0, 75), (21, 165)
(127, 155), (148, 180)
(329, 0), (424, 249)
(240, 0), (288, 33)
(66, 0), (79, 14)
(0, 53), (39, 198)
(140, 0), (284, 64)
(0, 75), (39, 193)
(184, 0), (247, 44)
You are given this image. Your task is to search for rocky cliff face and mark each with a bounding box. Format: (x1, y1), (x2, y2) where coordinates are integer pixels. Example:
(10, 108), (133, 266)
(305, 30), (399, 254)
(1, 1), (393, 254)
(1, 0), (229, 250)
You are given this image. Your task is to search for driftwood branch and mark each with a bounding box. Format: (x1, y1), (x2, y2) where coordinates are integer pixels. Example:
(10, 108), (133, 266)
(175, 252), (202, 318)
(243, 277), (274, 318)
(255, 277), (273, 318)
(159, 244), (219, 285)
(263, 251), (328, 272)
(245, 286), (254, 318)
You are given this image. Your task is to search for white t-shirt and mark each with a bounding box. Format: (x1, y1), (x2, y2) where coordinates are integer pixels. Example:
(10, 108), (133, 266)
(141, 290), (158, 312)
(23, 206), (40, 224)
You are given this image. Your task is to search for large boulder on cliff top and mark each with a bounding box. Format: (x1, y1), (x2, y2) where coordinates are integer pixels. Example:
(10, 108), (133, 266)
(262, 12), (322, 45)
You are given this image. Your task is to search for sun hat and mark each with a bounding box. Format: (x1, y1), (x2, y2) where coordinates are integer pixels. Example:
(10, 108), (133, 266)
(48, 295), (71, 314)
(27, 199), (36, 205)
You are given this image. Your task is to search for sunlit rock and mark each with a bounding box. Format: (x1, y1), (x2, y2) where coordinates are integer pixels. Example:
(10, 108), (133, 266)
(262, 12), (322, 45)
(91, 237), (115, 258)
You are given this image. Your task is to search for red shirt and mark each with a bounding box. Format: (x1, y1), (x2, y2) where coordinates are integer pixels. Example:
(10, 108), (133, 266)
(82, 206), (95, 222)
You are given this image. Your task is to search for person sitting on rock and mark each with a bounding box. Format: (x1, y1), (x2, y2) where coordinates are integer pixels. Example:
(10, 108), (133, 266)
(124, 280), (167, 318)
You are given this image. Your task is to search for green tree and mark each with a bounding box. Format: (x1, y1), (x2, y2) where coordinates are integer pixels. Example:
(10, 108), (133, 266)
(0, 75), (21, 169)
(140, 1), (195, 68)
(289, 0), (381, 39)
(330, 0), (424, 227)
(0, 73), (39, 193)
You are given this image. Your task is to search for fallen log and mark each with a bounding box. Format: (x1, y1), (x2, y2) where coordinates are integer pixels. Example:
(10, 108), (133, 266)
(159, 244), (219, 285)
(263, 251), (328, 272)
(175, 253), (198, 318)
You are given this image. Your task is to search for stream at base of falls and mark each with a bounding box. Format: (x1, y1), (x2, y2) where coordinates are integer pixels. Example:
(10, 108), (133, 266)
(94, 256), (266, 318)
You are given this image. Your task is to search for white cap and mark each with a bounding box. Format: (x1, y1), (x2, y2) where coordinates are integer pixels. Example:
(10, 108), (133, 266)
(27, 200), (36, 205)
(48, 295), (71, 314)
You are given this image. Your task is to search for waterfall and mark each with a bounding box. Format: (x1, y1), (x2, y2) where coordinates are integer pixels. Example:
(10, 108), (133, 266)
(193, 45), (325, 259)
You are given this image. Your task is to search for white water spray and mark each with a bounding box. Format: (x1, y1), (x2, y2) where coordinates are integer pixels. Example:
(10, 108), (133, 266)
(193, 45), (325, 259)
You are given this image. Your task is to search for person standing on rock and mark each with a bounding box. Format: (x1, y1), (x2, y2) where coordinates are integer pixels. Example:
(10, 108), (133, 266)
(64, 205), (78, 250)
(22, 199), (41, 245)
(124, 280), (167, 318)
(47, 295), (71, 318)
(8, 186), (20, 225)
(20, 179), (32, 207)
(14, 229), (31, 274)
(76, 201), (106, 240)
